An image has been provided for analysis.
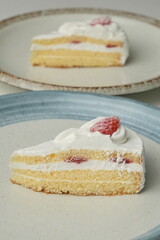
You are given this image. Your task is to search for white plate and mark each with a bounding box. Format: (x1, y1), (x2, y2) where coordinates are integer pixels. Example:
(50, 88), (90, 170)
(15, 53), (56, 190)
(0, 91), (160, 240)
(0, 8), (160, 95)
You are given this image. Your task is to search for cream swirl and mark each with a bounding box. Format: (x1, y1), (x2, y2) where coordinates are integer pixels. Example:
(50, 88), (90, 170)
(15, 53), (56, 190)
(111, 125), (127, 144)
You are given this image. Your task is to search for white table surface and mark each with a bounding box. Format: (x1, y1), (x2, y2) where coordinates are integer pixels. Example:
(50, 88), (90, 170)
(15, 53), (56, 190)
(0, 0), (160, 107)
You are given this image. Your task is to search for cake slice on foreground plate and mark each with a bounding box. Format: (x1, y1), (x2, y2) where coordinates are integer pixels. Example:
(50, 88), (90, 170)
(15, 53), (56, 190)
(10, 117), (145, 196)
(31, 16), (129, 67)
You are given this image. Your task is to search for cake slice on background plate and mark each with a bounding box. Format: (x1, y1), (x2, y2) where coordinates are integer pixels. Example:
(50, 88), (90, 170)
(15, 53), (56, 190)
(10, 116), (145, 195)
(31, 16), (129, 67)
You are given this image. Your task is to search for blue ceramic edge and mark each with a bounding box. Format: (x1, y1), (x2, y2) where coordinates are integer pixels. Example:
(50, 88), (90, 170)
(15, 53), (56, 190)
(0, 91), (160, 144)
(0, 90), (160, 112)
(132, 225), (160, 240)
(0, 90), (160, 240)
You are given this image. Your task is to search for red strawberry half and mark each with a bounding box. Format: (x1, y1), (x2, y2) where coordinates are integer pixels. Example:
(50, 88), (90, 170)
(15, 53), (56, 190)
(90, 117), (120, 136)
(112, 157), (133, 164)
(71, 40), (81, 44)
(65, 156), (88, 164)
(89, 16), (112, 26)
(106, 44), (117, 48)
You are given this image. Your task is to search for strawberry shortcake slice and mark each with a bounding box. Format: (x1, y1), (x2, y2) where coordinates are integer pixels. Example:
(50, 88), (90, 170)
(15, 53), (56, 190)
(9, 117), (145, 195)
(30, 16), (129, 67)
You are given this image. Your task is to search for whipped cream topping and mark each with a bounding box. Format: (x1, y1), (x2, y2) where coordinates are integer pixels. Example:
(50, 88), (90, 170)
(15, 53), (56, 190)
(58, 20), (126, 41)
(12, 117), (143, 157)
(33, 18), (127, 42)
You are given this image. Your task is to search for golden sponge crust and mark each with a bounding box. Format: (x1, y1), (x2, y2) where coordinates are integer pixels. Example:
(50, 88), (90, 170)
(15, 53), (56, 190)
(30, 48), (123, 67)
(11, 171), (142, 196)
(10, 150), (143, 196)
(12, 169), (142, 182)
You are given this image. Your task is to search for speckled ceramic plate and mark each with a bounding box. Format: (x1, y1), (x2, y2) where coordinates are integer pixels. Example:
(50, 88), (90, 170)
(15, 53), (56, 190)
(0, 91), (160, 240)
(0, 8), (160, 95)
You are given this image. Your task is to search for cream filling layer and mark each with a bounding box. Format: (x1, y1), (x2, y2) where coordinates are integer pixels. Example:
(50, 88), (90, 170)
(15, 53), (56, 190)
(10, 160), (143, 172)
(31, 43), (123, 52)
(31, 42), (129, 64)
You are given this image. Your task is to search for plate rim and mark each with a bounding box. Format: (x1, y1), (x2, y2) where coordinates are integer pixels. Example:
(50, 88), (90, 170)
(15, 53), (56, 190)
(0, 7), (160, 95)
(0, 90), (160, 143)
(0, 90), (160, 240)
